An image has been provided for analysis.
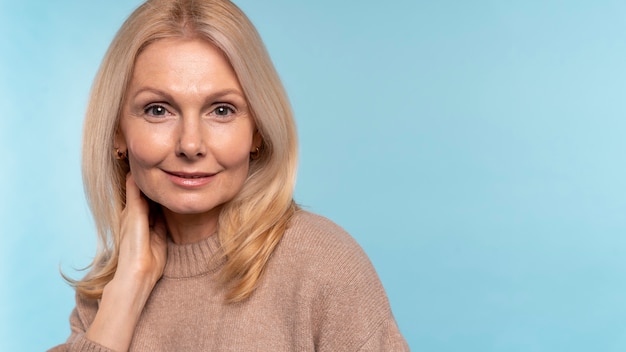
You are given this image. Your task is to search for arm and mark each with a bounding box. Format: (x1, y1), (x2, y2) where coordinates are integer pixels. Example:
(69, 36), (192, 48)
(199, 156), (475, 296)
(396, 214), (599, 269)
(87, 174), (168, 351)
(50, 174), (167, 352)
(358, 318), (410, 351)
(311, 233), (409, 351)
(48, 298), (110, 352)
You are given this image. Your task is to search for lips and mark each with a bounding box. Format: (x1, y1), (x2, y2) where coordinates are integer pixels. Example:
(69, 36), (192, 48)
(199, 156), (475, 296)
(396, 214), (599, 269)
(167, 171), (215, 178)
(164, 170), (217, 188)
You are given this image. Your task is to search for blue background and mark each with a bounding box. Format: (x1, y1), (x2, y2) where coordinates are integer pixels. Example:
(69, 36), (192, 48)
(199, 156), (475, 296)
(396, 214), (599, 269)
(2, 0), (626, 350)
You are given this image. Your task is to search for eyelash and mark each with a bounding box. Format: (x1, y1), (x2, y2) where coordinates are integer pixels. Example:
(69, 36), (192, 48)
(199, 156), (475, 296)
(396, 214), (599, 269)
(212, 104), (236, 117)
(142, 104), (236, 118)
(144, 104), (169, 117)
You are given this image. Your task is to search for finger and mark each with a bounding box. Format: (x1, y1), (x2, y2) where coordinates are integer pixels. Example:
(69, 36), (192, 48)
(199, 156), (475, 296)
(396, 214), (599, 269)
(125, 173), (149, 216)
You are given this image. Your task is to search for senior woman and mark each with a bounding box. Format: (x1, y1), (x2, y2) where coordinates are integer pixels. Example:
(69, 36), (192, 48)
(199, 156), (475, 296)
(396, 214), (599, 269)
(50, 0), (408, 351)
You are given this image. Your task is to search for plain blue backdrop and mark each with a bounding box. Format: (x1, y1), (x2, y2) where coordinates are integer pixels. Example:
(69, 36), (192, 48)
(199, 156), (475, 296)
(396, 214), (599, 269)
(2, 0), (626, 350)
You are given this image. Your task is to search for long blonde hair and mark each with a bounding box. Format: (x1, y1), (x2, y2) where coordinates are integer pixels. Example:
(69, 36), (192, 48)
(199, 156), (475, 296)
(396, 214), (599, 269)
(72, 0), (298, 303)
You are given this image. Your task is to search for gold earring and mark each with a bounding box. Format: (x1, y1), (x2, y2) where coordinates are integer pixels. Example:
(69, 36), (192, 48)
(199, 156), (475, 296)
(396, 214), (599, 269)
(115, 148), (128, 160)
(250, 146), (261, 160)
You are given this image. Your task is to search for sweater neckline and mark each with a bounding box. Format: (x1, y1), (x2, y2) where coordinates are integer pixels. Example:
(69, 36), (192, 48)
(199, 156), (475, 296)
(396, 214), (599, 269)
(162, 233), (225, 278)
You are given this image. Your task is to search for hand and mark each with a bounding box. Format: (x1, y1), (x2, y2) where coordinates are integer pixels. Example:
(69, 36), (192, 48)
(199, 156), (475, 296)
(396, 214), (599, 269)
(116, 173), (168, 286)
(85, 173), (168, 351)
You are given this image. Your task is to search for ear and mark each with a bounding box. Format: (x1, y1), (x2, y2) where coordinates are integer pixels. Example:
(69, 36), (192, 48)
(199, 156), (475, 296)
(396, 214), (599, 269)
(251, 128), (263, 151)
(114, 127), (127, 151)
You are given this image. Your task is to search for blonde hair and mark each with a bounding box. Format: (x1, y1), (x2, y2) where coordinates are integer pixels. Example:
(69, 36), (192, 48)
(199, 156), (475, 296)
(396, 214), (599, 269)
(72, 0), (298, 302)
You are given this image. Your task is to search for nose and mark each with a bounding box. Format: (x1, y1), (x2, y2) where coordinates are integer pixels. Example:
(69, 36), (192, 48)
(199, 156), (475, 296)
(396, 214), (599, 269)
(176, 116), (206, 159)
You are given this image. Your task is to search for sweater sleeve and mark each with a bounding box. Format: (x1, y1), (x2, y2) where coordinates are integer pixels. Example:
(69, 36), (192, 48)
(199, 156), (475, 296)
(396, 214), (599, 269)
(313, 252), (410, 352)
(358, 318), (411, 351)
(302, 216), (410, 351)
(47, 295), (114, 352)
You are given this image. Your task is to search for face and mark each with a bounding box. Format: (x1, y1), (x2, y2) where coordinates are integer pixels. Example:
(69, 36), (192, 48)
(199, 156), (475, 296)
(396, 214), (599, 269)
(116, 37), (259, 218)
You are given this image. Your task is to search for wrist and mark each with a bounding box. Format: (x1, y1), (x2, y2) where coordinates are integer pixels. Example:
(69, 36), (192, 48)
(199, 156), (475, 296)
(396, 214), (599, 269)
(86, 273), (156, 351)
(106, 273), (157, 306)
(112, 262), (163, 288)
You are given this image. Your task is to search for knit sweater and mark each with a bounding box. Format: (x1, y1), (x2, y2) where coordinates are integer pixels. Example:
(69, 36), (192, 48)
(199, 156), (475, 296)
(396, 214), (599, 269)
(49, 211), (409, 351)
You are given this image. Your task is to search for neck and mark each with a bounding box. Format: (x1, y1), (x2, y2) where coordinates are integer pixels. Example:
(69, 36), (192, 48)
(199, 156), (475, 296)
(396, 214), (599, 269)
(162, 205), (221, 244)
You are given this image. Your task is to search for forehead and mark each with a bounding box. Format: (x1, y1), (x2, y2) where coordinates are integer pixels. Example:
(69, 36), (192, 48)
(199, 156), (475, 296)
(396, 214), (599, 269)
(129, 37), (242, 94)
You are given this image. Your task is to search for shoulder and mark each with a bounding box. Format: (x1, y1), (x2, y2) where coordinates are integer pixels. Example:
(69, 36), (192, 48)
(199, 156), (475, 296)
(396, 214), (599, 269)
(276, 209), (389, 308)
(283, 210), (364, 257)
(279, 210), (373, 277)
(274, 210), (402, 350)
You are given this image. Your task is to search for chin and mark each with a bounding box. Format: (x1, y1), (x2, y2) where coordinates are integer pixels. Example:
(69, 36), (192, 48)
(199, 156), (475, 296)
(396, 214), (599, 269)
(161, 201), (224, 216)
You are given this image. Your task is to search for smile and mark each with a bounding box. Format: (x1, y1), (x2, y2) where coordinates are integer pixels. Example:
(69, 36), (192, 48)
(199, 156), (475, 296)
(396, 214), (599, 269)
(164, 170), (217, 188)
(174, 174), (210, 178)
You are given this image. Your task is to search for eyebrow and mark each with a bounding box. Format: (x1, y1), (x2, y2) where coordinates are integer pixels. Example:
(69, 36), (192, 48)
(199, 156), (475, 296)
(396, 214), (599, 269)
(130, 87), (246, 103)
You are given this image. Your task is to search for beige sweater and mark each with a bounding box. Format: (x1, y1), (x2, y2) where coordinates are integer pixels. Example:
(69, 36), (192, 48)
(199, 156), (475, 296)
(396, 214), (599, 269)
(50, 211), (409, 351)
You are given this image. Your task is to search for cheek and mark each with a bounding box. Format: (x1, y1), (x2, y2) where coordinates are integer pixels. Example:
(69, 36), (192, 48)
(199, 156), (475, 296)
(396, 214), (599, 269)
(213, 128), (254, 168)
(126, 129), (170, 167)
(125, 132), (170, 201)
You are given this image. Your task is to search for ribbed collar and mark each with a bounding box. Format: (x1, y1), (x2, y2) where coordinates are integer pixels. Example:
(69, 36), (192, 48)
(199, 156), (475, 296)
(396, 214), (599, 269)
(162, 233), (225, 279)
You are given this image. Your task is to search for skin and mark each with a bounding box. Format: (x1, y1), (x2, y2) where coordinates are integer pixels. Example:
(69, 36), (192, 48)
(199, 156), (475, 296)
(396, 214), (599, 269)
(86, 37), (260, 351)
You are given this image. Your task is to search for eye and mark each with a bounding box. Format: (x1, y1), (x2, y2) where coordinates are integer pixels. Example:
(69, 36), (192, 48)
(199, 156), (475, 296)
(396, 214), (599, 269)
(213, 105), (235, 117)
(144, 104), (169, 117)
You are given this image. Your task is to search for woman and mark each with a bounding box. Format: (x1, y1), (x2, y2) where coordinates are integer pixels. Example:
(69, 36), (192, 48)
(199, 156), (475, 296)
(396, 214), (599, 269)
(50, 0), (409, 350)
